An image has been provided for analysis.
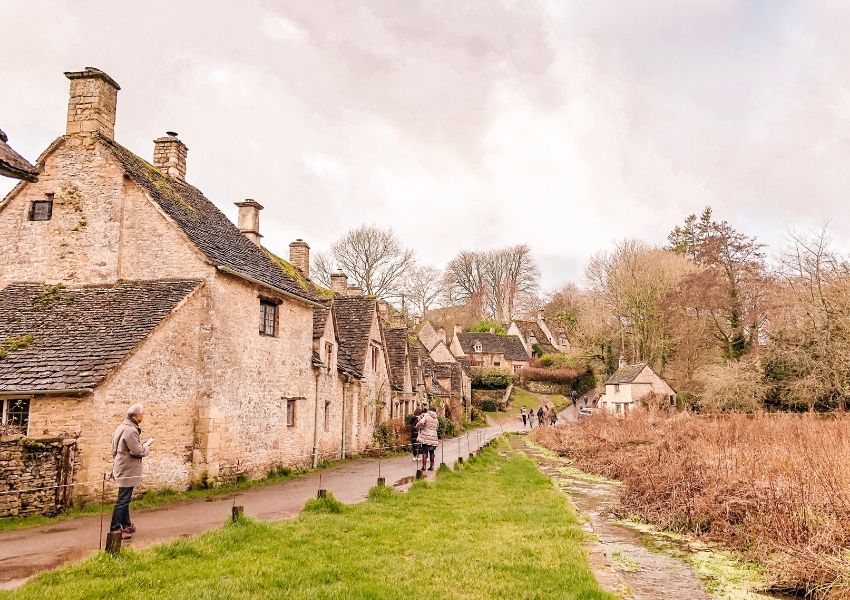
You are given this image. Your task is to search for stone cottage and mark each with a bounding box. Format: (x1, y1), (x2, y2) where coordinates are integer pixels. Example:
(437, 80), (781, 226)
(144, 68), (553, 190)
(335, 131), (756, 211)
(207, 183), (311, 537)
(0, 67), (368, 502)
(507, 309), (570, 357)
(450, 331), (530, 373)
(598, 360), (676, 415)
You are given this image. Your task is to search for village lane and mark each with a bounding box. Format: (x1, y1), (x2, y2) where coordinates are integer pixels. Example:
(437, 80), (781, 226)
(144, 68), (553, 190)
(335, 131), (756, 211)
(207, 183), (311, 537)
(0, 421), (524, 589)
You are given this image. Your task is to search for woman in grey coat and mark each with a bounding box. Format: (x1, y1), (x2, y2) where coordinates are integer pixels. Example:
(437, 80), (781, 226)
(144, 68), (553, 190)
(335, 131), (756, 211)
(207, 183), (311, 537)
(109, 404), (153, 538)
(416, 408), (439, 472)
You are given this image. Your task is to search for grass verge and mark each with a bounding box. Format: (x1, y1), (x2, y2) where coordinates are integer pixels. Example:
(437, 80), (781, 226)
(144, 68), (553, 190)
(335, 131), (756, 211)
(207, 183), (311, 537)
(3, 443), (615, 600)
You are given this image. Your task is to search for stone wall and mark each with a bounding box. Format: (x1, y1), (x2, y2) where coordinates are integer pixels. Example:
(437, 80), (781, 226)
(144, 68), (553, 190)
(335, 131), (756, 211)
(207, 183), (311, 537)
(523, 380), (572, 396)
(0, 435), (79, 518)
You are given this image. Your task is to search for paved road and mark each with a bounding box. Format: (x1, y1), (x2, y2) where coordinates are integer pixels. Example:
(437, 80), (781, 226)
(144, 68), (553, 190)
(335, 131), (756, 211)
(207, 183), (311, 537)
(0, 421), (523, 589)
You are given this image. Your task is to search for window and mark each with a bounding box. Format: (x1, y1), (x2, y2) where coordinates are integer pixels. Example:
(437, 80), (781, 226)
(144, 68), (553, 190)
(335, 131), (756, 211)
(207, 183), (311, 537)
(493, 361), (500, 367)
(29, 196), (53, 221)
(513, 365), (523, 373)
(559, 336), (568, 346)
(1, 398), (30, 434)
(259, 299), (278, 336)
(323, 401), (330, 432)
(473, 342), (483, 353)
(371, 346), (379, 371)
(286, 399), (296, 427)
(614, 384), (620, 393)
(528, 333), (537, 344)
(325, 342), (334, 372)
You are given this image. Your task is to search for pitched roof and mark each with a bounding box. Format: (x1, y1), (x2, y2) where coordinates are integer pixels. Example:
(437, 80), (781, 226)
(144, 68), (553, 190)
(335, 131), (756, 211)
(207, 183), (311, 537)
(101, 136), (318, 305)
(513, 319), (557, 354)
(0, 280), (201, 393)
(0, 129), (38, 182)
(456, 332), (530, 362)
(605, 363), (649, 385)
(383, 327), (409, 391)
(312, 301), (332, 340)
(333, 296), (377, 378)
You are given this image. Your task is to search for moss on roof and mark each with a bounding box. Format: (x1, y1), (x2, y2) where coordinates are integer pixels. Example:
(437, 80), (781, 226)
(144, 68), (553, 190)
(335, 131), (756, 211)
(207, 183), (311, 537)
(263, 250), (335, 299)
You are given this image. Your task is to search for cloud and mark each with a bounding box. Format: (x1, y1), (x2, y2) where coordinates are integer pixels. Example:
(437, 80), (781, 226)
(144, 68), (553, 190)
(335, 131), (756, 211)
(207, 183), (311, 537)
(1, 0), (849, 292)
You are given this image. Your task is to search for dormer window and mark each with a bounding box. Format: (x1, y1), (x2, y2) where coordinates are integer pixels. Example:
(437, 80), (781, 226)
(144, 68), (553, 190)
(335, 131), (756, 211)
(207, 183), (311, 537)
(29, 195), (53, 221)
(559, 335), (568, 346)
(473, 342), (483, 353)
(528, 333), (537, 344)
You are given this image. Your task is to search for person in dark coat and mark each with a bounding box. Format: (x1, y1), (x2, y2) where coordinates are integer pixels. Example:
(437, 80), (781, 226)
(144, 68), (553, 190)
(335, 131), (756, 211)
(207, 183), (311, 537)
(537, 406), (546, 427)
(110, 403), (153, 539)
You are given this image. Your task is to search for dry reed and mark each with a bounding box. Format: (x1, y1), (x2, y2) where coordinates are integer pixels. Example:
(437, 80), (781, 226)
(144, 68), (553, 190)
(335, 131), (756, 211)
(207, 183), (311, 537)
(535, 411), (850, 599)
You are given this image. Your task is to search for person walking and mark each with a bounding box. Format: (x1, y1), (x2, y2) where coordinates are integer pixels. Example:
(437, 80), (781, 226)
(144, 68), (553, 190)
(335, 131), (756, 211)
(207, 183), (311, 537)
(410, 408), (423, 462)
(537, 406), (546, 427)
(110, 403), (153, 540)
(548, 407), (557, 426)
(583, 395), (589, 407)
(570, 390), (578, 408)
(416, 407), (439, 471)
(520, 406), (528, 427)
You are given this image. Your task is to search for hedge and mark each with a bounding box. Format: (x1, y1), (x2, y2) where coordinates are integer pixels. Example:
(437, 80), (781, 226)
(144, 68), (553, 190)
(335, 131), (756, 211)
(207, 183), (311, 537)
(471, 367), (514, 389)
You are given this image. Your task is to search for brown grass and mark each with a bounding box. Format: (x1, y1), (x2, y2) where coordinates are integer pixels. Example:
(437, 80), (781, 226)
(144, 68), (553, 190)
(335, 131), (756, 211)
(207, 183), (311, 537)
(534, 411), (850, 599)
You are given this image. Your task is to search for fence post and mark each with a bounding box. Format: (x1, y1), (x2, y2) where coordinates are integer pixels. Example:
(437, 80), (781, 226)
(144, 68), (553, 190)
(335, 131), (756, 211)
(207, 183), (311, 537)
(105, 531), (122, 555)
(231, 506), (244, 521)
(98, 473), (106, 551)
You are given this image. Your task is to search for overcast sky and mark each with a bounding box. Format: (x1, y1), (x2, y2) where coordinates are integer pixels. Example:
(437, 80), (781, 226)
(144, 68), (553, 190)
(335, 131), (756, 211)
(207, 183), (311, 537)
(2, 1), (848, 290)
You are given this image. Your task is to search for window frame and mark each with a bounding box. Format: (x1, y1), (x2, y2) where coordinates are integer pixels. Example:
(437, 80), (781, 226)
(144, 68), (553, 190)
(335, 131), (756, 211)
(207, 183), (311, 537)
(371, 346), (379, 371)
(1, 397), (30, 435)
(325, 342), (334, 373)
(259, 297), (281, 337)
(29, 196), (54, 222)
(286, 399), (296, 427)
(472, 342), (483, 353)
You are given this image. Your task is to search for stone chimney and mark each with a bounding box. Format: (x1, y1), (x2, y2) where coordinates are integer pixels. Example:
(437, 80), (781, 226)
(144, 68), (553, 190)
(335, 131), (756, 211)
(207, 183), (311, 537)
(537, 308), (545, 323)
(618, 355), (628, 369)
(347, 286), (364, 297)
(453, 324), (463, 336)
(289, 239), (310, 277)
(64, 67), (120, 141)
(234, 199), (263, 246)
(153, 132), (188, 180)
(330, 271), (348, 296)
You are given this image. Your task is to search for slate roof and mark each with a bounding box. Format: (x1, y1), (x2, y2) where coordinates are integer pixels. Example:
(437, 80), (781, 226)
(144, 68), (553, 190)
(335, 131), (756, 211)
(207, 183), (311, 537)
(456, 332), (530, 362)
(513, 319), (557, 354)
(0, 129), (38, 182)
(333, 296), (376, 378)
(101, 136), (318, 305)
(313, 301), (332, 340)
(383, 327), (409, 391)
(0, 280), (201, 393)
(605, 363), (649, 385)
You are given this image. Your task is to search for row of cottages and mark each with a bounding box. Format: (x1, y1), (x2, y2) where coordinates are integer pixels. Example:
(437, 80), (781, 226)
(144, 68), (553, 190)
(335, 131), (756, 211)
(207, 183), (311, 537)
(448, 327), (531, 373)
(506, 309), (571, 359)
(414, 322), (472, 419)
(598, 359), (676, 415)
(0, 67), (413, 497)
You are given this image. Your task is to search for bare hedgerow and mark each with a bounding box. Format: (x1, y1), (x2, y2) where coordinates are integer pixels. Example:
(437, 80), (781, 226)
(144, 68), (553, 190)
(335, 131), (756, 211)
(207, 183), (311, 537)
(534, 410), (850, 599)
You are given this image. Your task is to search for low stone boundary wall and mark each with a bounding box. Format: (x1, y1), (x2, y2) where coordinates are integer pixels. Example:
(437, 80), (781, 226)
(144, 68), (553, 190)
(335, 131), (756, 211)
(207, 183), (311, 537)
(0, 435), (79, 518)
(522, 381), (572, 395)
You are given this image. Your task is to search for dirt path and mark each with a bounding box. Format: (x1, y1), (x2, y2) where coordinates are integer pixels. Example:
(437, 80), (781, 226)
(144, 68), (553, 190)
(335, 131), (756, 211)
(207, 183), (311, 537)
(0, 423), (520, 589)
(517, 438), (712, 600)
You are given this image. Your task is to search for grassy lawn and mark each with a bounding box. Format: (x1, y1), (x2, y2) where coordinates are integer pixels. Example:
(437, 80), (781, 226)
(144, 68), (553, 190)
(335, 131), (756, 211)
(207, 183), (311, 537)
(4, 442), (615, 600)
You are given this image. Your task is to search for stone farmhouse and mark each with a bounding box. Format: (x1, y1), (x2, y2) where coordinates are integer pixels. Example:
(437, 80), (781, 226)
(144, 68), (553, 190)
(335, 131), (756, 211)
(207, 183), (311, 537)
(598, 359), (676, 415)
(507, 310), (571, 358)
(0, 67), (414, 505)
(449, 330), (531, 373)
(412, 322), (472, 420)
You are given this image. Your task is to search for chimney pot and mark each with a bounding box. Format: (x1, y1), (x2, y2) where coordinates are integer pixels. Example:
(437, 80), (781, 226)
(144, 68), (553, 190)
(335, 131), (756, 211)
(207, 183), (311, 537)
(234, 199), (264, 246)
(289, 239), (310, 277)
(64, 67), (120, 141)
(330, 271), (348, 296)
(153, 132), (188, 180)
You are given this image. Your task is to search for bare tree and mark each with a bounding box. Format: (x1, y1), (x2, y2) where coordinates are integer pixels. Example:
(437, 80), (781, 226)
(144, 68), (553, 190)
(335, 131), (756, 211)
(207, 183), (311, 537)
(403, 265), (445, 316)
(314, 225), (415, 299)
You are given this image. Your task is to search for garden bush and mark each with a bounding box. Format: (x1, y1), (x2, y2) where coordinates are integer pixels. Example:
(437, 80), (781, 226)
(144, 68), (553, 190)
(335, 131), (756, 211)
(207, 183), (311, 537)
(479, 399), (499, 412)
(471, 367), (514, 389)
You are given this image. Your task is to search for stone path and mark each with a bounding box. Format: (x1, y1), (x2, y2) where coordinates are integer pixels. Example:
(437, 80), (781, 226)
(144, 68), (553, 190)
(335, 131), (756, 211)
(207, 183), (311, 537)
(0, 422), (520, 589)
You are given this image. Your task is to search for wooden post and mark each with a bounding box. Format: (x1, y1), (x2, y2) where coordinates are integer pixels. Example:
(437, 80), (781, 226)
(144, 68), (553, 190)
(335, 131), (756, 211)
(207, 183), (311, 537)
(377, 477), (386, 486)
(415, 469), (423, 480)
(317, 489), (328, 498)
(457, 456), (463, 464)
(231, 506), (244, 521)
(105, 531), (122, 555)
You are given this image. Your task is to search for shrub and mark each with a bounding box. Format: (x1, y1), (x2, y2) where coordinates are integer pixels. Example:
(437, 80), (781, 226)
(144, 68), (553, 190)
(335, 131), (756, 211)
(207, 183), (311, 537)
(437, 416), (457, 439)
(372, 418), (410, 450)
(469, 407), (485, 422)
(468, 319), (506, 335)
(471, 367), (514, 389)
(517, 366), (586, 385)
(480, 399), (499, 412)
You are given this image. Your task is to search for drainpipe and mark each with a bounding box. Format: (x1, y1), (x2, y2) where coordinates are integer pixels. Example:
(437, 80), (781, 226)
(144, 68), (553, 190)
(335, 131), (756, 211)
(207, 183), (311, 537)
(311, 370), (321, 468)
(341, 378), (350, 459)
